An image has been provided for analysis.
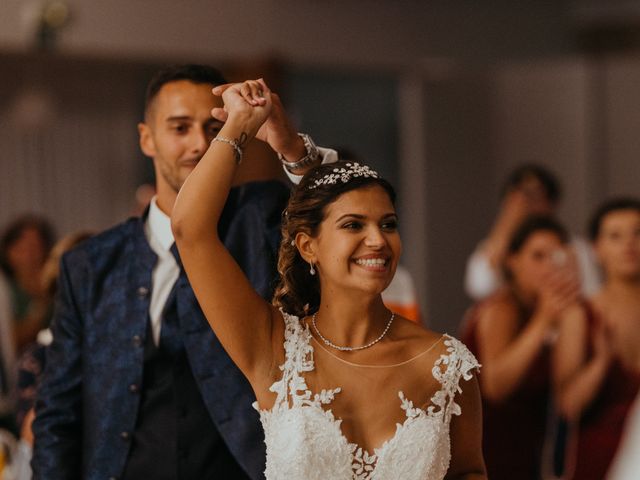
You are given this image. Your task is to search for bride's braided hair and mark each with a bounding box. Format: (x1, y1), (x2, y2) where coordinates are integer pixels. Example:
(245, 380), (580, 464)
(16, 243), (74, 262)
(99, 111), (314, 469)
(272, 161), (396, 317)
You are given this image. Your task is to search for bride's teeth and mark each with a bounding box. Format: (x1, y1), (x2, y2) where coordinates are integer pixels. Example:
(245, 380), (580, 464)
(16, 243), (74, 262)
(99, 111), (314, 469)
(356, 258), (386, 267)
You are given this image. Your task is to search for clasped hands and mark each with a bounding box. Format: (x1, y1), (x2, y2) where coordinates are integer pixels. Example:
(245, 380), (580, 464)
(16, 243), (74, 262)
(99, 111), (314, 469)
(211, 79), (305, 161)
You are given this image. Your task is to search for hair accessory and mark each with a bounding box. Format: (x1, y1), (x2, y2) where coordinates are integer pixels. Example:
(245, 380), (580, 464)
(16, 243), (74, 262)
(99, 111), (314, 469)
(311, 311), (395, 352)
(309, 162), (379, 190)
(309, 262), (316, 275)
(213, 134), (246, 164)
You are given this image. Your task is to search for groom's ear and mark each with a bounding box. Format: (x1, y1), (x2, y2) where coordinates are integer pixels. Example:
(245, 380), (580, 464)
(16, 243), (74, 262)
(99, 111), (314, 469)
(138, 122), (156, 158)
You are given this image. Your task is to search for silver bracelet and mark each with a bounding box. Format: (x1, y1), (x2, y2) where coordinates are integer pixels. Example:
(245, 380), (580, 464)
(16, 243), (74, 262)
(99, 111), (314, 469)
(278, 133), (319, 172)
(213, 136), (243, 164)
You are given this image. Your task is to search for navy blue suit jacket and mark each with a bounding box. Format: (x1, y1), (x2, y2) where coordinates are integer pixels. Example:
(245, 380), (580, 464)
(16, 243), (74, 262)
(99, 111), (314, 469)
(32, 180), (290, 480)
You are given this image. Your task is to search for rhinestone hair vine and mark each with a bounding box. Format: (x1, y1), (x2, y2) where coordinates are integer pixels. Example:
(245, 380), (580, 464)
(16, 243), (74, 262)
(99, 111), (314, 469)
(308, 162), (379, 190)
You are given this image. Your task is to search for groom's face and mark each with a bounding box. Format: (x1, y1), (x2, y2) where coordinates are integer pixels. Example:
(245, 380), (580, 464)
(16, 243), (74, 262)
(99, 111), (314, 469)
(139, 80), (224, 194)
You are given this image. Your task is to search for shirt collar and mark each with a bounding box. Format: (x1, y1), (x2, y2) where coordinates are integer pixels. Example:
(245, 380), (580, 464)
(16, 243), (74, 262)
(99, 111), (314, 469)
(146, 196), (175, 251)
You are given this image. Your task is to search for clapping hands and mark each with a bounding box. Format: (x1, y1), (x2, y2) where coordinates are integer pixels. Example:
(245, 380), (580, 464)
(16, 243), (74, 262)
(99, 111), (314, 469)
(536, 248), (581, 325)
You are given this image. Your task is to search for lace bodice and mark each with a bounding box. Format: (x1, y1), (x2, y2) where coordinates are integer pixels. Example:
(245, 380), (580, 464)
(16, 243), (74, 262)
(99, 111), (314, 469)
(253, 311), (480, 480)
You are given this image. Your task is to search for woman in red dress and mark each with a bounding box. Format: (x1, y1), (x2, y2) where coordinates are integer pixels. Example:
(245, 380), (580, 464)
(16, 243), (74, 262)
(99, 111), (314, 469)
(462, 215), (580, 480)
(554, 198), (640, 480)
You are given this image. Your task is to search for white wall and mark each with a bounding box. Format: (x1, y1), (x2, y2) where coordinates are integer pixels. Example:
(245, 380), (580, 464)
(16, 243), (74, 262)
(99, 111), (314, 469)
(489, 55), (640, 234)
(490, 58), (594, 233)
(602, 56), (640, 198)
(0, 56), (146, 235)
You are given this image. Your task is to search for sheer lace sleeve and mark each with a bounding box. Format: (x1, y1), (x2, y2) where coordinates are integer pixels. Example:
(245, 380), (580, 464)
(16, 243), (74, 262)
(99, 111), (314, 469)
(431, 336), (480, 419)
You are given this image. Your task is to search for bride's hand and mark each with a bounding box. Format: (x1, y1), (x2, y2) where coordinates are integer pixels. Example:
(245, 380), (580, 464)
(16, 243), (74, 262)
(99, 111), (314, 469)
(212, 79), (272, 138)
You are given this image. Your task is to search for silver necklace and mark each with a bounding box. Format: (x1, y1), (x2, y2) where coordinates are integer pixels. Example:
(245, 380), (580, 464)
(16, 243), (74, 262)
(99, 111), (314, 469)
(311, 312), (395, 352)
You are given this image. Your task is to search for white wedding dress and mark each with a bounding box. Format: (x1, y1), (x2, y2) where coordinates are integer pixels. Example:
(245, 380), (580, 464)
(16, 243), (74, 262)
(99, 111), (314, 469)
(254, 311), (480, 480)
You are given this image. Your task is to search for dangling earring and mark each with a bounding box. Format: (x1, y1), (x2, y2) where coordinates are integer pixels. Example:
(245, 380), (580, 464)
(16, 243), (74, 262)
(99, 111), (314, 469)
(309, 262), (316, 276)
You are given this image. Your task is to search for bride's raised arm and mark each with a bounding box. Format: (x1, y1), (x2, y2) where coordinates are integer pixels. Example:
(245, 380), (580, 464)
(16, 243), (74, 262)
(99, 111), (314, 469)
(172, 79), (277, 381)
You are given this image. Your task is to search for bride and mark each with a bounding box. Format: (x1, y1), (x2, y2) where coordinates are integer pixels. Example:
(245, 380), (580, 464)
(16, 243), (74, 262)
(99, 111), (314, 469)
(172, 79), (487, 480)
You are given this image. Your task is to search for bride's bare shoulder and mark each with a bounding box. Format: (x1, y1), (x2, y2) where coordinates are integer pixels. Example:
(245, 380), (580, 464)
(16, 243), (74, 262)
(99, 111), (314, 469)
(391, 315), (449, 355)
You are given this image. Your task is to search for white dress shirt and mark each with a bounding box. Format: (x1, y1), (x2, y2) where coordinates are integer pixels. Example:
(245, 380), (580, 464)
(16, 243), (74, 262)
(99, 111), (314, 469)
(144, 198), (180, 346)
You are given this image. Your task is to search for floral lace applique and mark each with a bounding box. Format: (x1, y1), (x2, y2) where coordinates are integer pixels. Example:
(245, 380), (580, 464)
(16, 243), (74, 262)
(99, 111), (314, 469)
(256, 311), (480, 480)
(268, 310), (341, 412)
(351, 445), (377, 479)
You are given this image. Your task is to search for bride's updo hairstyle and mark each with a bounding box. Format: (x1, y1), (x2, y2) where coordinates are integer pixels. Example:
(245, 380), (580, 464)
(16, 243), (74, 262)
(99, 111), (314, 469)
(273, 161), (396, 318)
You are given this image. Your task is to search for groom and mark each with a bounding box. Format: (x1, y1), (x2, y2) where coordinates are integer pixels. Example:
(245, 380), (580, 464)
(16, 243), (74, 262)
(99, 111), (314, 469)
(32, 64), (334, 479)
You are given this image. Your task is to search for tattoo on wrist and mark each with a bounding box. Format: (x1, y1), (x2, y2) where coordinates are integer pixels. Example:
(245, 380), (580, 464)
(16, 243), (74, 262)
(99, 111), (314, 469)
(236, 132), (248, 150)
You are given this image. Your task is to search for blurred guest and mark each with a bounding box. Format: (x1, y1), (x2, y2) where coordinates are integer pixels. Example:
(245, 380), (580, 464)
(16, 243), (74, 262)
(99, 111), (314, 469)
(0, 215), (55, 353)
(9, 231), (92, 480)
(465, 164), (600, 300)
(554, 198), (640, 480)
(0, 273), (16, 432)
(16, 231), (93, 430)
(461, 215), (580, 480)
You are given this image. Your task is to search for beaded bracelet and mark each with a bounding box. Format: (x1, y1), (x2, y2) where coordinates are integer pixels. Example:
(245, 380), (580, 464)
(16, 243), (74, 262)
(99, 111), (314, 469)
(213, 136), (243, 164)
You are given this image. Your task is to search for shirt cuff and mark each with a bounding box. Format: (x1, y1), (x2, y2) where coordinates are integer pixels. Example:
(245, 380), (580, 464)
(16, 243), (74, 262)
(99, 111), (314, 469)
(284, 147), (338, 185)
